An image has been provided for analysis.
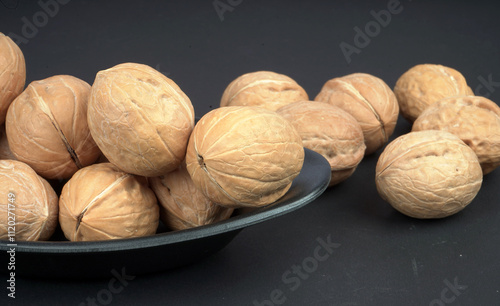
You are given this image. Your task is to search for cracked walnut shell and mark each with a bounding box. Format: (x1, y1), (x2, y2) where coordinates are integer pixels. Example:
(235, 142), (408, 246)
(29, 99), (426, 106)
(185, 106), (304, 208)
(5, 75), (101, 180)
(149, 163), (234, 231)
(412, 95), (500, 174)
(0, 32), (26, 125)
(394, 64), (473, 122)
(375, 130), (482, 219)
(220, 71), (308, 111)
(314, 73), (399, 155)
(277, 101), (365, 186)
(88, 63), (195, 177)
(59, 163), (159, 241)
(0, 160), (58, 241)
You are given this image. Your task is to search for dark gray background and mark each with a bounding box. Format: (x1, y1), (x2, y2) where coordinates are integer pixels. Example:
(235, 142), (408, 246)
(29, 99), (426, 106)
(1, 0), (500, 305)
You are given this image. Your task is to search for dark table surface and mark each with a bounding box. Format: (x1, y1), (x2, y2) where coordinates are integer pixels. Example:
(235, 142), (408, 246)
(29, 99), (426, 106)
(1, 0), (500, 305)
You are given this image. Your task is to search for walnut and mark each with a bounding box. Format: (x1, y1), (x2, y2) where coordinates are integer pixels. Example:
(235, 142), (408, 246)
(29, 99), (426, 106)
(314, 73), (399, 155)
(5, 75), (101, 179)
(277, 101), (365, 186)
(59, 163), (159, 241)
(394, 64), (473, 122)
(0, 160), (58, 241)
(88, 63), (195, 177)
(185, 106), (304, 208)
(412, 95), (500, 174)
(376, 130), (483, 218)
(220, 71), (308, 111)
(149, 163), (234, 231)
(0, 33), (26, 125)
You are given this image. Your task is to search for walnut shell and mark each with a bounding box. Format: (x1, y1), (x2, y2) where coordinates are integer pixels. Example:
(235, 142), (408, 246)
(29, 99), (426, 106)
(149, 163), (234, 231)
(412, 95), (500, 174)
(394, 64), (473, 122)
(0, 33), (26, 125)
(0, 160), (58, 241)
(277, 101), (365, 186)
(88, 63), (195, 177)
(59, 163), (159, 241)
(185, 106), (304, 208)
(5, 75), (100, 179)
(314, 73), (399, 155)
(220, 71), (308, 111)
(376, 130), (482, 219)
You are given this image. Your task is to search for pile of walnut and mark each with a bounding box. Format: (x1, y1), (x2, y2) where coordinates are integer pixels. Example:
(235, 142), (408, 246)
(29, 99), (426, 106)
(377, 64), (500, 218)
(0, 33), (499, 242)
(0, 35), (305, 242)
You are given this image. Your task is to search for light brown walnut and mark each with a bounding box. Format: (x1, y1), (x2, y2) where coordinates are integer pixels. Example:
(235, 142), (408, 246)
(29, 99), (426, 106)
(0, 33), (25, 125)
(314, 73), (399, 155)
(149, 163), (234, 231)
(5, 75), (101, 180)
(220, 71), (308, 111)
(394, 64), (473, 122)
(0, 160), (58, 241)
(412, 95), (500, 174)
(277, 101), (365, 186)
(185, 106), (304, 208)
(59, 163), (159, 241)
(376, 130), (482, 219)
(88, 62), (195, 177)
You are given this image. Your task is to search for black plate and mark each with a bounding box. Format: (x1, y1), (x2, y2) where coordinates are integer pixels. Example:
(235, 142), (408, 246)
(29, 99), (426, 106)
(0, 148), (330, 279)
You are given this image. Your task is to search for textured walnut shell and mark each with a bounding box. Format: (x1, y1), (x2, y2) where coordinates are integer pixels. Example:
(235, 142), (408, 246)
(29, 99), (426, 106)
(5, 75), (100, 179)
(88, 63), (195, 177)
(149, 163), (234, 231)
(0, 33), (26, 125)
(376, 130), (482, 219)
(186, 106), (304, 208)
(394, 64), (473, 122)
(220, 71), (308, 111)
(0, 125), (15, 160)
(0, 160), (58, 241)
(314, 73), (399, 155)
(277, 101), (365, 186)
(59, 163), (159, 241)
(412, 96), (500, 174)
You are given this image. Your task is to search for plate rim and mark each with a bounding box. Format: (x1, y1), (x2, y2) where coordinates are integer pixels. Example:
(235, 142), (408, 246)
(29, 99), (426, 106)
(0, 148), (331, 254)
